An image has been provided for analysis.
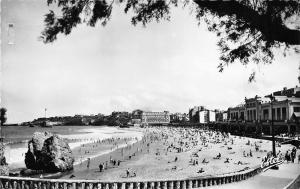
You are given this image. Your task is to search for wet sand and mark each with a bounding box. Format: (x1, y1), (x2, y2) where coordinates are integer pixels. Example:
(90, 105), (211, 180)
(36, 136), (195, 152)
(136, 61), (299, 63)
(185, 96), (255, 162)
(61, 136), (144, 180)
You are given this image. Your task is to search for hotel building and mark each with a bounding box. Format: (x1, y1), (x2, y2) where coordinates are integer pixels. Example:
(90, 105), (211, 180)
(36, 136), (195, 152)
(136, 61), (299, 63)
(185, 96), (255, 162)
(227, 86), (300, 134)
(141, 111), (170, 125)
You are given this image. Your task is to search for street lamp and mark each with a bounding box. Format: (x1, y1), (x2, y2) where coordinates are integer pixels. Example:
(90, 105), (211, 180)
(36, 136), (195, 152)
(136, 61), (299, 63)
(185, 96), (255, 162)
(265, 94), (276, 157)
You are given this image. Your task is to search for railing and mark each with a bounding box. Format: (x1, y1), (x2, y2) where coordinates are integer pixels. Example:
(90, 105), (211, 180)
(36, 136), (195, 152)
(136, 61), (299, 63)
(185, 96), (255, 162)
(0, 166), (264, 189)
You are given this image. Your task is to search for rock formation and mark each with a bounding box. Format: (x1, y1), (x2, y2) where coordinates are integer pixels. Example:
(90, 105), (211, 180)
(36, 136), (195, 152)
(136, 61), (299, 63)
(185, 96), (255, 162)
(0, 142), (9, 176)
(25, 132), (74, 173)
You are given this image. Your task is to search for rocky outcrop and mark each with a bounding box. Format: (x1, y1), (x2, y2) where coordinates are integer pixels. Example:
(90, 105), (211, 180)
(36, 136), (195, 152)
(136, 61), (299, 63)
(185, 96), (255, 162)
(0, 165), (9, 176)
(0, 143), (9, 176)
(25, 132), (74, 173)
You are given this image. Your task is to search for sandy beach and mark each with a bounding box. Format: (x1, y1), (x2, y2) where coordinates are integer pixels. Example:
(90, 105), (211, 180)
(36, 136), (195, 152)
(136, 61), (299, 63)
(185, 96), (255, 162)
(60, 127), (300, 182)
(4, 126), (299, 182)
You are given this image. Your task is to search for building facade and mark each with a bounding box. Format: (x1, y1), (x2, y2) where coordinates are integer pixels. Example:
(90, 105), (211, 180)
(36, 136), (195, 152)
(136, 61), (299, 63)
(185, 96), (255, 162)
(131, 109), (143, 124)
(141, 111), (170, 125)
(170, 113), (189, 123)
(189, 106), (205, 123)
(227, 86), (300, 134)
(228, 104), (246, 122)
(199, 110), (216, 124)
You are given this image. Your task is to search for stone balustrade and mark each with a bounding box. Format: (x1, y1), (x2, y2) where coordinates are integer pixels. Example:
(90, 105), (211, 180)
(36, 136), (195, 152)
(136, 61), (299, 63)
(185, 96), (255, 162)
(0, 163), (280, 189)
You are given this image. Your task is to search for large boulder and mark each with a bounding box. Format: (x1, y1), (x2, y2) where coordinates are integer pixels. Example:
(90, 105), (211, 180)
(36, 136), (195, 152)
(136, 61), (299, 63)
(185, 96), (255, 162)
(25, 132), (74, 173)
(0, 165), (9, 176)
(0, 143), (9, 176)
(25, 132), (52, 170)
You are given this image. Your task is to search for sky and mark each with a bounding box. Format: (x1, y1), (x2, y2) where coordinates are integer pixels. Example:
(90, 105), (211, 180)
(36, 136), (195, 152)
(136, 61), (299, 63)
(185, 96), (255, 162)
(1, 0), (300, 123)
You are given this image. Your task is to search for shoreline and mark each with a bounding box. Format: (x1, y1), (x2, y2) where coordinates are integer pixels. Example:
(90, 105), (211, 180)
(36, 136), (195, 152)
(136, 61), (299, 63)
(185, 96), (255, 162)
(6, 126), (144, 171)
(72, 137), (140, 166)
(61, 134), (147, 180)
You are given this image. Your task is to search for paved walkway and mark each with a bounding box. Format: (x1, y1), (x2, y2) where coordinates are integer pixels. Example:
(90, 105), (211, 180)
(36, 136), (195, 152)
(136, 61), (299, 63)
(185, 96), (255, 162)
(205, 163), (300, 189)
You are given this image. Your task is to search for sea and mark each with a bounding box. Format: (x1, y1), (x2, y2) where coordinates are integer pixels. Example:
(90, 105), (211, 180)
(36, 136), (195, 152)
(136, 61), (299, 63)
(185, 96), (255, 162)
(1, 126), (143, 170)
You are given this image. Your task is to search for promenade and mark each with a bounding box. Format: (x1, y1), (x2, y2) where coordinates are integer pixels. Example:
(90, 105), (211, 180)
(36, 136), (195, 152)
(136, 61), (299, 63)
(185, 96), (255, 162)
(205, 162), (300, 189)
(1, 160), (298, 189)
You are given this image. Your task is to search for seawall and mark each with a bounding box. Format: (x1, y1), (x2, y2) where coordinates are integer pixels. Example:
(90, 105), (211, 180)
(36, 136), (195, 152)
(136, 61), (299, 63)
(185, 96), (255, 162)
(0, 162), (284, 189)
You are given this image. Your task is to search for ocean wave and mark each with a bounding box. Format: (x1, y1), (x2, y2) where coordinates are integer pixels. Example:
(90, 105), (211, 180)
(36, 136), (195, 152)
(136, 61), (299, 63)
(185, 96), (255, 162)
(5, 127), (143, 169)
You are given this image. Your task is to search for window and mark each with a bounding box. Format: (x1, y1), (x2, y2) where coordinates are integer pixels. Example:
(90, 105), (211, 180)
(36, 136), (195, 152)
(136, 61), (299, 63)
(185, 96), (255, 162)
(282, 107), (287, 120)
(240, 112), (244, 120)
(263, 109), (269, 120)
(247, 110), (250, 121)
(253, 110), (256, 120)
(272, 108), (275, 119)
(294, 107), (300, 112)
(277, 108), (281, 120)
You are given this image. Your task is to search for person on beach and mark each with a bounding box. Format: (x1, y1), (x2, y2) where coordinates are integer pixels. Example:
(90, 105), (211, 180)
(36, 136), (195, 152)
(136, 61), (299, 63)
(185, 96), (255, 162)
(202, 158), (209, 164)
(291, 147), (297, 163)
(255, 143), (259, 152)
(224, 158), (230, 163)
(126, 168), (130, 177)
(99, 163), (103, 172)
(285, 151), (291, 163)
(87, 158), (91, 169)
(197, 168), (204, 173)
(69, 175), (75, 179)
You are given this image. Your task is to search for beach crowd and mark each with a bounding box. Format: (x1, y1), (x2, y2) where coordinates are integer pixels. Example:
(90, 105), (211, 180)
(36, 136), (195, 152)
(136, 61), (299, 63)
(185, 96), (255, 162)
(68, 126), (300, 180)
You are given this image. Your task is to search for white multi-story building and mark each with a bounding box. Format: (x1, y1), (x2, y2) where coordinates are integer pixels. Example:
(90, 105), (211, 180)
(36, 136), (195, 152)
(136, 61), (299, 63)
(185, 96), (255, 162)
(141, 111), (170, 125)
(222, 112), (228, 122)
(199, 110), (216, 124)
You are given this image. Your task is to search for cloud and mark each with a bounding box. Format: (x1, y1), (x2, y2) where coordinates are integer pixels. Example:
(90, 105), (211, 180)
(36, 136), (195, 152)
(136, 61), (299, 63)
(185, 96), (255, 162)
(1, 0), (299, 123)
